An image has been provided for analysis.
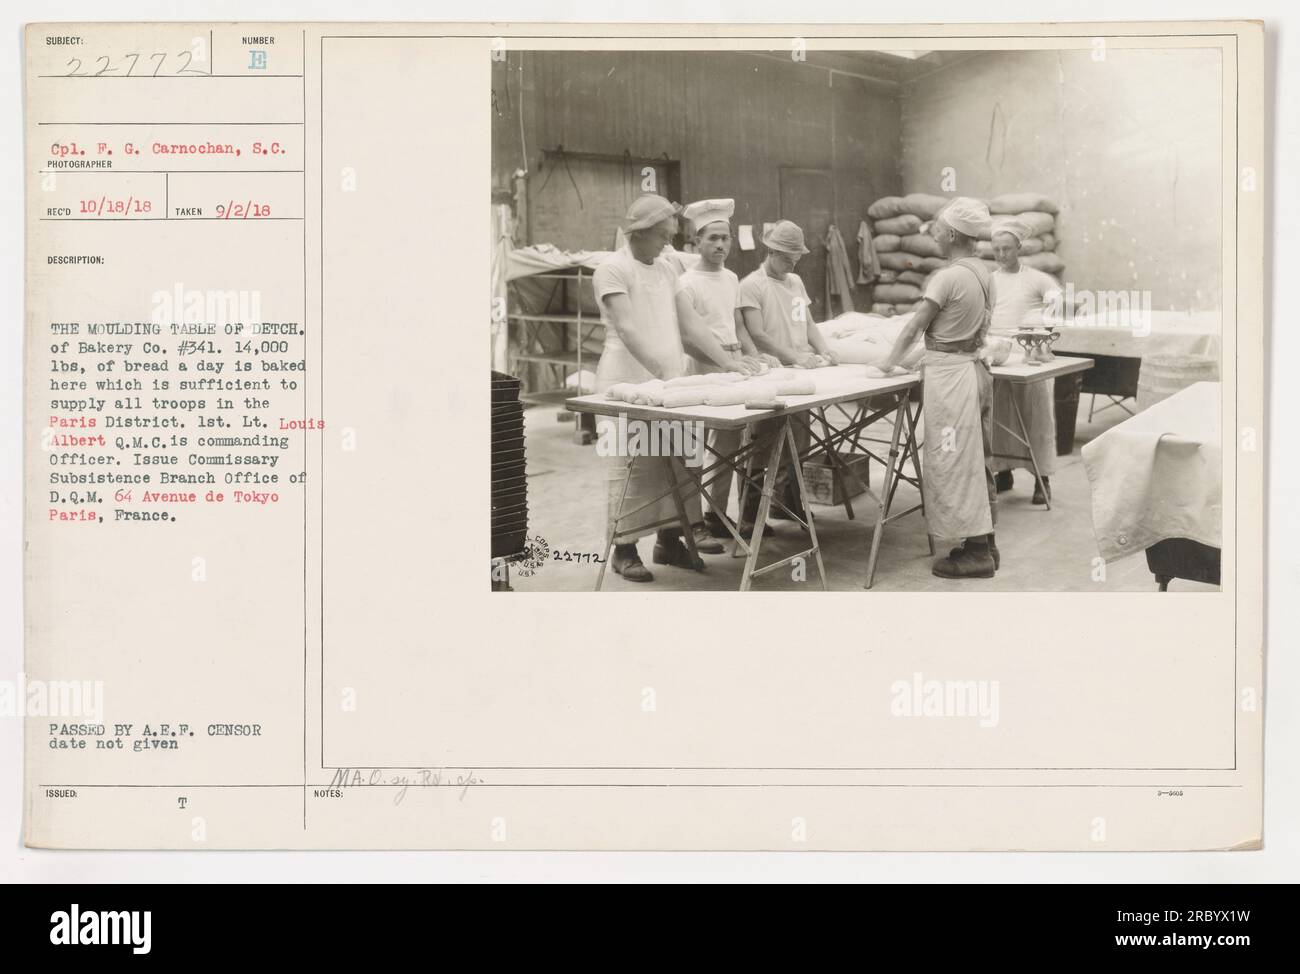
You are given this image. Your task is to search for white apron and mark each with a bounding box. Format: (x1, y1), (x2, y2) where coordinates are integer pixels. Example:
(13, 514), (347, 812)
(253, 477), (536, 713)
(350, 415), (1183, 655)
(920, 349), (996, 540)
(593, 251), (700, 540)
(990, 378), (1056, 475)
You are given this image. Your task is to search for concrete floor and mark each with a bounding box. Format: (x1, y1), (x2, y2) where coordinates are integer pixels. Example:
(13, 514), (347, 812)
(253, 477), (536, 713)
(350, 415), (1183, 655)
(507, 393), (1217, 593)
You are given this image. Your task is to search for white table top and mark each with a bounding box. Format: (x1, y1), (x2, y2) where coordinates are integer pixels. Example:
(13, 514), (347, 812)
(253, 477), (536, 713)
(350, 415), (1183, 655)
(565, 366), (918, 429)
(1054, 309), (1222, 361)
(989, 355), (1094, 384)
(564, 357), (1091, 428)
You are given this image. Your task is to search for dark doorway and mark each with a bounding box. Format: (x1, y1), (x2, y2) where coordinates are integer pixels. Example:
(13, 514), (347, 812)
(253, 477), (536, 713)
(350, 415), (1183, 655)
(778, 166), (834, 321)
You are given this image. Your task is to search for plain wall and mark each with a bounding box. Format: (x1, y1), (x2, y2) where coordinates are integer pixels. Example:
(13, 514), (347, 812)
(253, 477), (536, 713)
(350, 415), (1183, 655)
(900, 49), (1223, 312)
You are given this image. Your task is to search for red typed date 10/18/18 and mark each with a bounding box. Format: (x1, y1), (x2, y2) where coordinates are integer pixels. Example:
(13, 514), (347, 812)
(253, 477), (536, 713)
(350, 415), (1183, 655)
(79, 197), (151, 216)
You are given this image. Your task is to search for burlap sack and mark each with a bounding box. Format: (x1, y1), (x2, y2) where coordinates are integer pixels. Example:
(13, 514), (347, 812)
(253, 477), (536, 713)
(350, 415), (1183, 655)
(902, 193), (952, 219)
(1021, 252), (1065, 275)
(900, 233), (944, 258)
(878, 251), (925, 272)
(872, 283), (924, 304)
(867, 196), (906, 220)
(872, 214), (922, 236)
(987, 192), (1060, 216)
(1014, 211), (1056, 237)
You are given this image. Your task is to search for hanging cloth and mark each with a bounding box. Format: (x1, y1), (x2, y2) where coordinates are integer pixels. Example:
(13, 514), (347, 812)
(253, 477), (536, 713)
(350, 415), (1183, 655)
(824, 224), (857, 314)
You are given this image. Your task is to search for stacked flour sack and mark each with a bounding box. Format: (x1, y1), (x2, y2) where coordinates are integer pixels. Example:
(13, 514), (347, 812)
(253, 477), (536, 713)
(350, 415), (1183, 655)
(867, 192), (1064, 316)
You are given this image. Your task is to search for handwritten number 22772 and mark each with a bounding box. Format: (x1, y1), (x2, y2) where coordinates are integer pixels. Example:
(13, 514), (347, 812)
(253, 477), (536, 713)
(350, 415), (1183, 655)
(65, 52), (207, 77)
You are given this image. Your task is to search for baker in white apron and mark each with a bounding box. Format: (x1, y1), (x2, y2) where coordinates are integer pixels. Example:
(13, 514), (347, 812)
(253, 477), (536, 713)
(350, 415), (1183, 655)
(592, 194), (707, 583)
(881, 197), (999, 578)
(989, 216), (1060, 504)
(675, 199), (769, 543)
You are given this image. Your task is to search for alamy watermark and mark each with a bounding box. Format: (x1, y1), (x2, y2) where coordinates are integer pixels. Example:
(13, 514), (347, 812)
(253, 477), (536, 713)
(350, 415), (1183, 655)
(0, 673), (103, 721)
(151, 283), (262, 327)
(49, 904), (151, 954)
(596, 414), (708, 468)
(890, 672), (1000, 728)
(1044, 284), (1153, 336)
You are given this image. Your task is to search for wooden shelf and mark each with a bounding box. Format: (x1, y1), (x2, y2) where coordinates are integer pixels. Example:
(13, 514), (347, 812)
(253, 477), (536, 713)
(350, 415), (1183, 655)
(508, 312), (602, 325)
(514, 351), (583, 367)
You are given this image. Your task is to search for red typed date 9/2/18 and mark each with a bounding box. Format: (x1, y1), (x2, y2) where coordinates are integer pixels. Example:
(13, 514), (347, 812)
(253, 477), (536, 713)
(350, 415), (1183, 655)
(216, 200), (272, 219)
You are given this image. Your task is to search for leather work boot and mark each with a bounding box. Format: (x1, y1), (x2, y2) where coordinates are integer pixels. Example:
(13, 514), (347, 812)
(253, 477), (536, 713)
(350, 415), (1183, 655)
(653, 530), (705, 571)
(948, 533), (1000, 571)
(932, 537), (997, 579)
(703, 512), (732, 539)
(691, 523), (724, 555)
(610, 543), (653, 583)
(1032, 477), (1052, 505)
(995, 470), (1014, 493)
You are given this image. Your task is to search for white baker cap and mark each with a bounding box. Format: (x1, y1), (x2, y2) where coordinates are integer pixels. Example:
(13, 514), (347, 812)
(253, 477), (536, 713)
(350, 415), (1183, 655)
(683, 198), (735, 234)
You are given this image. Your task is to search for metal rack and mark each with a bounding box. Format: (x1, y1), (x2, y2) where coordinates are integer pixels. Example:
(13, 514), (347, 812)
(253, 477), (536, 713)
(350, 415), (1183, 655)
(507, 268), (603, 398)
(506, 266), (602, 441)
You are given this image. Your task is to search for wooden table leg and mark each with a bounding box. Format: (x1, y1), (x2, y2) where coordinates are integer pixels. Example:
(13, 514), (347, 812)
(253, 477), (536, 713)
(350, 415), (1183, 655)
(901, 395), (933, 556)
(596, 456), (636, 591)
(740, 421), (787, 592)
(731, 424), (754, 558)
(786, 418), (828, 590)
(661, 456), (703, 568)
(865, 393), (907, 590)
(685, 443), (755, 558)
(814, 407), (858, 521)
(1012, 393), (1050, 510)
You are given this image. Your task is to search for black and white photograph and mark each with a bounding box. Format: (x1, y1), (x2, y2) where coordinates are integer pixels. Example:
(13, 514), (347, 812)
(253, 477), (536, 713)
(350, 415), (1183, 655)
(490, 45), (1225, 592)
(6, 6), (1280, 889)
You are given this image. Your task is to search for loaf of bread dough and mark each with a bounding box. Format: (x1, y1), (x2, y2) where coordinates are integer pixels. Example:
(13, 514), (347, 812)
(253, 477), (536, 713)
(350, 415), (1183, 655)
(796, 355), (829, 369)
(632, 387), (666, 406)
(606, 383), (635, 401)
(772, 377), (816, 396)
(665, 372), (745, 388)
(863, 365), (914, 379)
(705, 381), (777, 406)
(610, 379), (668, 406)
(662, 387), (713, 408)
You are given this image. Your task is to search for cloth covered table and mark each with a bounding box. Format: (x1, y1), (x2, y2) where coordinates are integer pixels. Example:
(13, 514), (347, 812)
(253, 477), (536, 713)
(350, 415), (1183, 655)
(1053, 309), (1221, 361)
(1081, 381), (1222, 563)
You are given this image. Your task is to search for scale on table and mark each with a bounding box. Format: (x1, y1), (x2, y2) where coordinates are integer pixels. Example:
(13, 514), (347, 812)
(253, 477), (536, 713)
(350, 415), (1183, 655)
(1015, 327), (1061, 366)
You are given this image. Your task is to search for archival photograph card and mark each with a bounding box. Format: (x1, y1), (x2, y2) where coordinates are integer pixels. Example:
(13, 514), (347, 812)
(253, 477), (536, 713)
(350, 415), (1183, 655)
(22, 20), (1263, 850)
